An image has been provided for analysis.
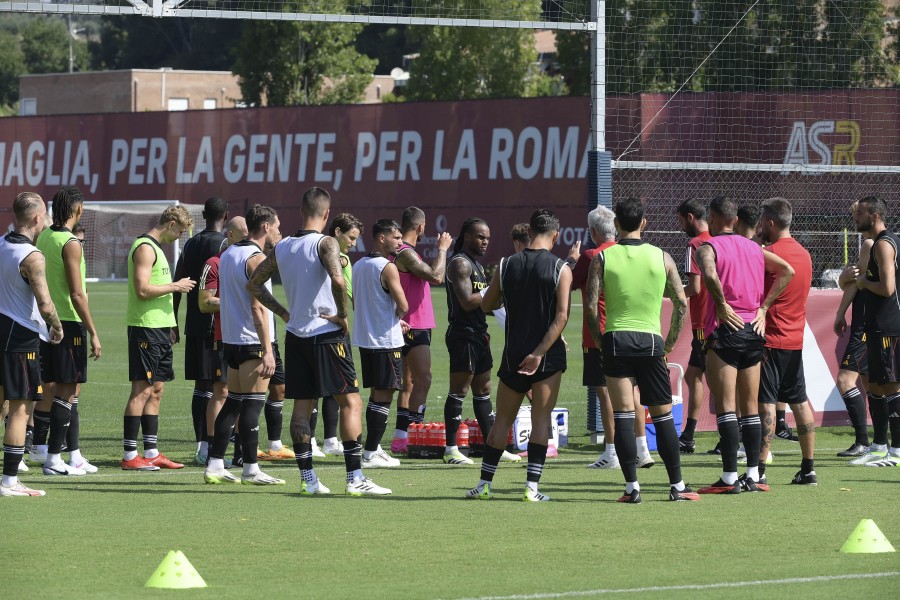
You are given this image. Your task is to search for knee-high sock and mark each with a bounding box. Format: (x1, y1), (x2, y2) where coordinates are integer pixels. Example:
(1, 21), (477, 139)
(652, 411), (683, 485)
(444, 394), (464, 446)
(210, 393), (241, 460)
(123, 415), (141, 454)
(526, 442), (547, 484)
(47, 397), (72, 455)
(363, 401), (391, 452)
(264, 395), (284, 442)
(740, 414), (761, 468)
(717, 412), (740, 474)
(191, 388), (211, 443)
(239, 393), (265, 465)
(343, 439), (362, 480)
(394, 407), (410, 434)
(33, 409), (51, 446)
(614, 411), (637, 484)
(141, 414), (159, 453)
(309, 399), (319, 438)
(478, 444), (504, 483)
(842, 388), (869, 446)
(473, 394), (494, 438)
(2, 444), (24, 478)
(66, 397), (80, 452)
(868, 393), (889, 446)
(322, 395), (339, 439)
(886, 393), (900, 449)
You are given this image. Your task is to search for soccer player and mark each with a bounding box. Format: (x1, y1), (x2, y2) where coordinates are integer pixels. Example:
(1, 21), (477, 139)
(852, 196), (900, 466)
(490, 223), (532, 330)
(675, 198), (711, 454)
(122, 206), (195, 471)
(248, 186), (391, 496)
(756, 198), (818, 485)
(172, 197), (228, 461)
(34, 186), (102, 476)
(204, 205), (284, 485)
(585, 198), (695, 503)
(353, 219), (408, 468)
(0, 192), (63, 496)
(833, 201), (874, 458)
(389, 207), (452, 454)
(467, 209), (571, 502)
(695, 197), (794, 494)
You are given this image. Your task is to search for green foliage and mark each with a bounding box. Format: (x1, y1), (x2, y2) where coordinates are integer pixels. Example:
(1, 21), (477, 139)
(0, 31), (26, 106)
(21, 16), (88, 74)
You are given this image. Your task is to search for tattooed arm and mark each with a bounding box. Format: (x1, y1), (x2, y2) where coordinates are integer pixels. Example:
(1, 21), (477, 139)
(21, 252), (63, 343)
(247, 251), (289, 323)
(663, 251), (688, 354)
(319, 236), (350, 332)
(447, 257), (481, 312)
(584, 255), (604, 349)
(246, 252), (275, 377)
(696, 243), (743, 331)
(394, 232), (452, 284)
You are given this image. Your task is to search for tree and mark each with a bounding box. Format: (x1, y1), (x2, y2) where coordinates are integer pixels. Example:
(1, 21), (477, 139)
(0, 31), (26, 106)
(21, 16), (88, 74)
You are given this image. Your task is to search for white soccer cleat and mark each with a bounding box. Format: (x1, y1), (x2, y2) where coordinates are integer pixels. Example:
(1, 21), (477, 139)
(241, 471), (286, 485)
(204, 468), (240, 484)
(0, 479), (46, 497)
(362, 446), (401, 468)
(346, 477), (392, 496)
(587, 453), (620, 469)
(68, 459), (99, 474)
(43, 461), (86, 476)
(310, 438), (326, 458)
(500, 450), (522, 463)
(443, 449), (474, 465)
(523, 488), (551, 502)
(18, 459), (29, 473)
(849, 450), (887, 466)
(322, 439), (344, 456)
(300, 478), (331, 495)
(637, 454), (655, 469)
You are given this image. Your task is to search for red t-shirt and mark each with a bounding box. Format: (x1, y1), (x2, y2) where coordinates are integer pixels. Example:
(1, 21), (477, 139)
(686, 231), (711, 331)
(200, 254), (222, 341)
(763, 237), (812, 350)
(571, 241), (616, 348)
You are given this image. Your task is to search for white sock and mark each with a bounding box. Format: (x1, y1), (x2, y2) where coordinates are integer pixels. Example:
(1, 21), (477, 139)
(47, 453), (62, 465)
(870, 443), (887, 452)
(605, 444), (617, 457)
(525, 481), (538, 493)
(123, 450), (138, 461)
(35, 444), (48, 455)
(207, 457), (224, 471)
(242, 462), (260, 477)
(351, 468), (364, 482)
(636, 436), (649, 455)
(324, 437), (339, 447)
(69, 449), (83, 464)
(394, 429), (408, 440)
(625, 480), (640, 493)
(747, 465), (760, 481)
(672, 480), (685, 491)
(477, 479), (491, 490)
(362, 450), (375, 460)
(198, 441), (209, 456)
(889, 447), (900, 457)
(722, 471), (738, 485)
(445, 445), (458, 454)
(1, 475), (17, 487)
(144, 448), (159, 459)
(269, 440), (283, 451)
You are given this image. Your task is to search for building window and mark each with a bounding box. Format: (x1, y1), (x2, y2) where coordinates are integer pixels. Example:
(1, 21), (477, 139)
(203, 98), (217, 110)
(20, 98), (36, 116)
(168, 98), (189, 111)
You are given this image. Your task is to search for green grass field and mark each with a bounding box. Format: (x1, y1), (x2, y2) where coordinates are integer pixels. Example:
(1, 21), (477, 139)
(6, 284), (899, 599)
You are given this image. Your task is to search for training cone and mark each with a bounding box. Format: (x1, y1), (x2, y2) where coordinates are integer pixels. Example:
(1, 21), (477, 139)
(145, 550), (207, 589)
(840, 519), (896, 554)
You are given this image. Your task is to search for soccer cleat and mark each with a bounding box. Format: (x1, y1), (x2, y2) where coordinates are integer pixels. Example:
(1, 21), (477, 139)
(848, 450), (887, 465)
(837, 443), (869, 457)
(546, 445), (559, 458)
(587, 453), (620, 469)
(18, 459), (29, 473)
(697, 478), (741, 494)
(346, 477), (392, 496)
(241, 471), (286, 485)
(204, 468), (239, 484)
(790, 470), (818, 485)
(195, 452), (208, 466)
(323, 439), (345, 455)
(523, 488), (551, 502)
(120, 456), (160, 471)
(259, 446), (296, 461)
(390, 437), (408, 455)
(0, 479), (46, 497)
(232, 455), (244, 468)
(669, 485), (700, 501)
(679, 438), (695, 454)
(617, 489), (642, 504)
(69, 459), (98, 474)
(362, 446), (401, 468)
(864, 458), (898, 467)
(706, 442), (722, 455)
(637, 454), (655, 469)
(465, 483), (492, 500)
(443, 449), (474, 465)
(310, 439), (326, 458)
(43, 461), (86, 476)
(776, 423), (799, 441)
(300, 478), (331, 495)
(500, 450), (522, 463)
(146, 454), (184, 469)
(738, 474), (769, 492)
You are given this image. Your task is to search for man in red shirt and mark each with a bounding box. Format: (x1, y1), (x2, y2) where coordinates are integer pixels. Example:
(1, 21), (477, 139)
(757, 198), (817, 485)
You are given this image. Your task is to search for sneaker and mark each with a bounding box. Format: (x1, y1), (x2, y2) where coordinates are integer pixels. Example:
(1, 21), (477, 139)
(362, 446), (401, 468)
(848, 450), (887, 465)
(241, 471), (286, 485)
(864, 458), (898, 467)
(18, 459), (29, 473)
(547, 445), (559, 458)
(790, 470), (818, 485)
(29, 447), (48, 464)
(738, 473), (769, 492)
(443, 449), (474, 465)
(390, 437), (409, 455)
(500, 450), (522, 463)
(323, 439), (345, 455)
(346, 477), (392, 496)
(0, 479), (46, 497)
(706, 442), (722, 455)
(121, 456), (160, 471)
(637, 454), (655, 469)
(146, 454), (184, 469)
(617, 489), (642, 504)
(837, 443), (869, 457)
(523, 488), (551, 502)
(259, 446), (296, 461)
(669, 485), (700, 501)
(43, 461), (86, 476)
(587, 453), (620, 469)
(69, 459), (98, 474)
(204, 468), (239, 484)
(300, 479), (331, 495)
(697, 478), (741, 494)
(310, 439), (325, 458)
(679, 438), (695, 454)
(465, 483), (492, 500)
(232, 455), (244, 468)
(776, 423), (799, 441)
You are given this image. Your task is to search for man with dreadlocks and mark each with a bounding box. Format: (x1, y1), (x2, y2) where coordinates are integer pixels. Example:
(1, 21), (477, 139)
(33, 186), (102, 476)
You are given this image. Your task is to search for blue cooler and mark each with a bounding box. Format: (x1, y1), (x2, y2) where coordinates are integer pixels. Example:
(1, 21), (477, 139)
(644, 363), (685, 452)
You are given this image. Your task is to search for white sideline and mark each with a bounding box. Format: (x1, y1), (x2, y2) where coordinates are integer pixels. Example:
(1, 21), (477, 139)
(439, 572), (900, 600)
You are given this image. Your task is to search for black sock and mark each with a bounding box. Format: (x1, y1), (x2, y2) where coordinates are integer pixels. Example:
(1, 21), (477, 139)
(801, 458), (815, 474)
(409, 408), (425, 424)
(66, 397), (80, 452)
(33, 409), (51, 446)
(264, 395), (284, 442)
(343, 439), (362, 479)
(842, 388), (870, 446)
(776, 409), (786, 425)
(868, 393), (889, 446)
(191, 388), (210, 443)
(681, 417), (697, 441)
(322, 396), (339, 439)
(444, 394), (464, 446)
(886, 393), (900, 449)
(309, 400), (319, 438)
(759, 462), (767, 478)
(141, 414), (159, 453)
(394, 407), (410, 433)
(740, 414), (761, 468)
(614, 411), (638, 484)
(210, 393), (241, 460)
(363, 400), (391, 452)
(473, 394), (494, 438)
(2, 444), (24, 477)
(526, 442), (547, 484)
(652, 411), (683, 485)
(717, 412), (740, 473)
(294, 442), (313, 471)
(123, 415), (141, 454)
(239, 393), (265, 464)
(48, 397), (72, 454)
(479, 444), (504, 483)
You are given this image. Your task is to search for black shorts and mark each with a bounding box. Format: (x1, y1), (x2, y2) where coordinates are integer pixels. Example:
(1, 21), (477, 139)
(602, 355), (672, 408)
(498, 368), (563, 395)
(360, 347), (403, 390)
(760, 347), (807, 405)
(127, 339), (174, 384)
(184, 334), (225, 383)
(401, 329), (431, 356)
(271, 341), (285, 387)
(1, 349), (43, 401)
(866, 333), (900, 385)
(446, 330), (493, 375)
(688, 329), (707, 371)
(40, 321), (88, 384)
(582, 346), (606, 387)
(223, 343), (266, 370)
(839, 328), (868, 375)
(284, 329), (359, 399)
(706, 324), (765, 370)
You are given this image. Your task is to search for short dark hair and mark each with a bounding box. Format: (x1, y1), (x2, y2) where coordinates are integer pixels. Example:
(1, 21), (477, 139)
(372, 218), (401, 239)
(761, 197), (792, 229)
(737, 203), (761, 230)
(50, 185), (84, 227)
(614, 197), (644, 232)
(709, 196), (738, 222)
(676, 197), (707, 221)
(202, 196), (228, 222)
(859, 195), (888, 221)
(329, 212), (363, 238)
(401, 206), (425, 232)
(245, 204), (278, 235)
(529, 209), (560, 235)
(510, 223), (530, 244)
(302, 187), (331, 218)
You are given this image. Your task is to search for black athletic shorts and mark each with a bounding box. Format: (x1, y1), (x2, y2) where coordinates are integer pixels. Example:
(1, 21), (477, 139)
(223, 343), (266, 370)
(601, 332), (672, 407)
(184, 334), (224, 382)
(866, 333), (900, 385)
(401, 328), (432, 356)
(127, 327), (174, 384)
(498, 368), (563, 395)
(271, 341), (285, 386)
(760, 347), (807, 405)
(284, 329), (359, 399)
(582, 346), (606, 388)
(688, 329), (707, 371)
(839, 327), (868, 375)
(360, 347), (403, 390)
(706, 323), (765, 370)
(1, 349), (43, 401)
(446, 329), (492, 375)
(41, 321), (87, 384)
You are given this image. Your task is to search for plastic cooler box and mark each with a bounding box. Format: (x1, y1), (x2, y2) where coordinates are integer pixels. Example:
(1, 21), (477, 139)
(511, 406), (568, 451)
(643, 363), (685, 452)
